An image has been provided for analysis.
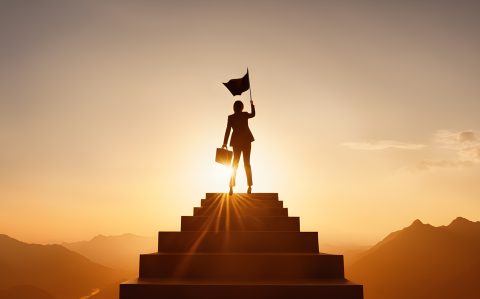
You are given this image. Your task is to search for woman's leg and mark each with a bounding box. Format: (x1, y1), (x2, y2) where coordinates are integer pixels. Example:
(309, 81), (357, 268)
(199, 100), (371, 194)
(230, 146), (242, 187)
(243, 143), (253, 187)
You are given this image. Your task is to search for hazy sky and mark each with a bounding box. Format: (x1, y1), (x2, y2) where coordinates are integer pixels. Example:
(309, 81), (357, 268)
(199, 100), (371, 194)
(1, 0), (479, 245)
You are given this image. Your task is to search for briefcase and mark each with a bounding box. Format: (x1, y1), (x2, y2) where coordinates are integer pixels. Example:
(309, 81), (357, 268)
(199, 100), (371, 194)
(215, 148), (233, 166)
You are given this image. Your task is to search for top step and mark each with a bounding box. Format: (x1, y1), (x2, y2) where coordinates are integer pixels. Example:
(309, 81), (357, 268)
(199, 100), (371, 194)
(206, 193), (279, 200)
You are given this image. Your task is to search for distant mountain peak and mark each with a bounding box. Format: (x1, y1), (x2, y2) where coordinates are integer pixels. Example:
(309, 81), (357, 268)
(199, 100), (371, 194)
(90, 233), (142, 242)
(410, 219), (424, 226)
(91, 234), (107, 241)
(446, 217), (480, 237)
(449, 216), (472, 227)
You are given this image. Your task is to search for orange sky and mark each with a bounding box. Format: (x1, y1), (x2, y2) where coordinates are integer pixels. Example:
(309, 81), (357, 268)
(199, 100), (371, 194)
(1, 1), (480, 245)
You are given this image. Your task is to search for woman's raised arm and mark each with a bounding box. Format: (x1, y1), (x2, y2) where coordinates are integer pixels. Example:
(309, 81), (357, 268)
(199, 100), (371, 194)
(248, 100), (255, 118)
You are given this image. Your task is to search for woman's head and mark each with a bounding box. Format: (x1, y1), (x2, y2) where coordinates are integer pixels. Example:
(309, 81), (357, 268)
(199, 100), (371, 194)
(233, 100), (244, 113)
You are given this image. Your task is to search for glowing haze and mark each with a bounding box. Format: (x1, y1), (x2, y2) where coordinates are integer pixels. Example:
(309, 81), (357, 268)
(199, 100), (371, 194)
(1, 1), (479, 245)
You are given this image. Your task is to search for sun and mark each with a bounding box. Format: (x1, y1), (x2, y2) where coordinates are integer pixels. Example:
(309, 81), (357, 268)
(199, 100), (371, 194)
(192, 162), (232, 192)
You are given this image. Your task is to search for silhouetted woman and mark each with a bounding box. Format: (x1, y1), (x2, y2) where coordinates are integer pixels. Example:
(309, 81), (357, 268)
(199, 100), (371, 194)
(222, 99), (255, 195)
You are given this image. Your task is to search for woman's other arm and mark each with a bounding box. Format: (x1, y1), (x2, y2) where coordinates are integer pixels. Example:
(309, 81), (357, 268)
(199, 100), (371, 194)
(222, 118), (232, 148)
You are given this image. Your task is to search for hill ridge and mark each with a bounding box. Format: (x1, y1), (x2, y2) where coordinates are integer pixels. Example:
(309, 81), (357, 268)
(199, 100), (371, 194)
(0, 234), (124, 299)
(347, 216), (480, 299)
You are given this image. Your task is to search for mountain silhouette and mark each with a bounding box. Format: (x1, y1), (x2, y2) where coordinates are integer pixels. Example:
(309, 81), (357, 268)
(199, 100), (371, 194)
(347, 217), (480, 299)
(63, 233), (156, 275)
(444, 217), (480, 243)
(0, 234), (125, 299)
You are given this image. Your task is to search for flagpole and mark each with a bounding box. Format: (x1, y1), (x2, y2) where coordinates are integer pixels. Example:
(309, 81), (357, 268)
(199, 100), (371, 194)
(248, 68), (253, 102)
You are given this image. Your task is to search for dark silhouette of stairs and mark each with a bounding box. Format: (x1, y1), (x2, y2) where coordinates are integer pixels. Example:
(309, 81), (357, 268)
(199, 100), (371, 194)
(120, 193), (363, 299)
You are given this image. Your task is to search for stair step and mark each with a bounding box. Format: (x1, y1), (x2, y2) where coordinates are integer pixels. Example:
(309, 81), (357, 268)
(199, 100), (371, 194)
(206, 193), (279, 200)
(120, 279), (363, 299)
(193, 206), (288, 217)
(181, 216), (300, 232)
(201, 198), (284, 208)
(121, 191), (363, 299)
(139, 253), (344, 280)
(157, 231), (319, 253)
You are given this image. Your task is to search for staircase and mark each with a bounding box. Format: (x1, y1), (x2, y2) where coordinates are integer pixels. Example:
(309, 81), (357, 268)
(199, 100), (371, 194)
(120, 193), (363, 299)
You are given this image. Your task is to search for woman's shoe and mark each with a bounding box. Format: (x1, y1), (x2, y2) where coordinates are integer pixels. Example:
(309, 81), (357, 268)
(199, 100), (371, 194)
(229, 187), (233, 195)
(247, 186), (252, 194)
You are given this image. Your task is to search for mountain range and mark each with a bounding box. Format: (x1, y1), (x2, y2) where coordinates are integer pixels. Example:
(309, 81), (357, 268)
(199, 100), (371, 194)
(0, 234), (126, 299)
(62, 233), (156, 275)
(1, 217), (479, 299)
(347, 217), (480, 299)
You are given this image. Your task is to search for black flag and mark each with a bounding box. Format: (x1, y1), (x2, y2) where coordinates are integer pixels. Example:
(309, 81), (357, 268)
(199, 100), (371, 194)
(223, 70), (250, 96)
